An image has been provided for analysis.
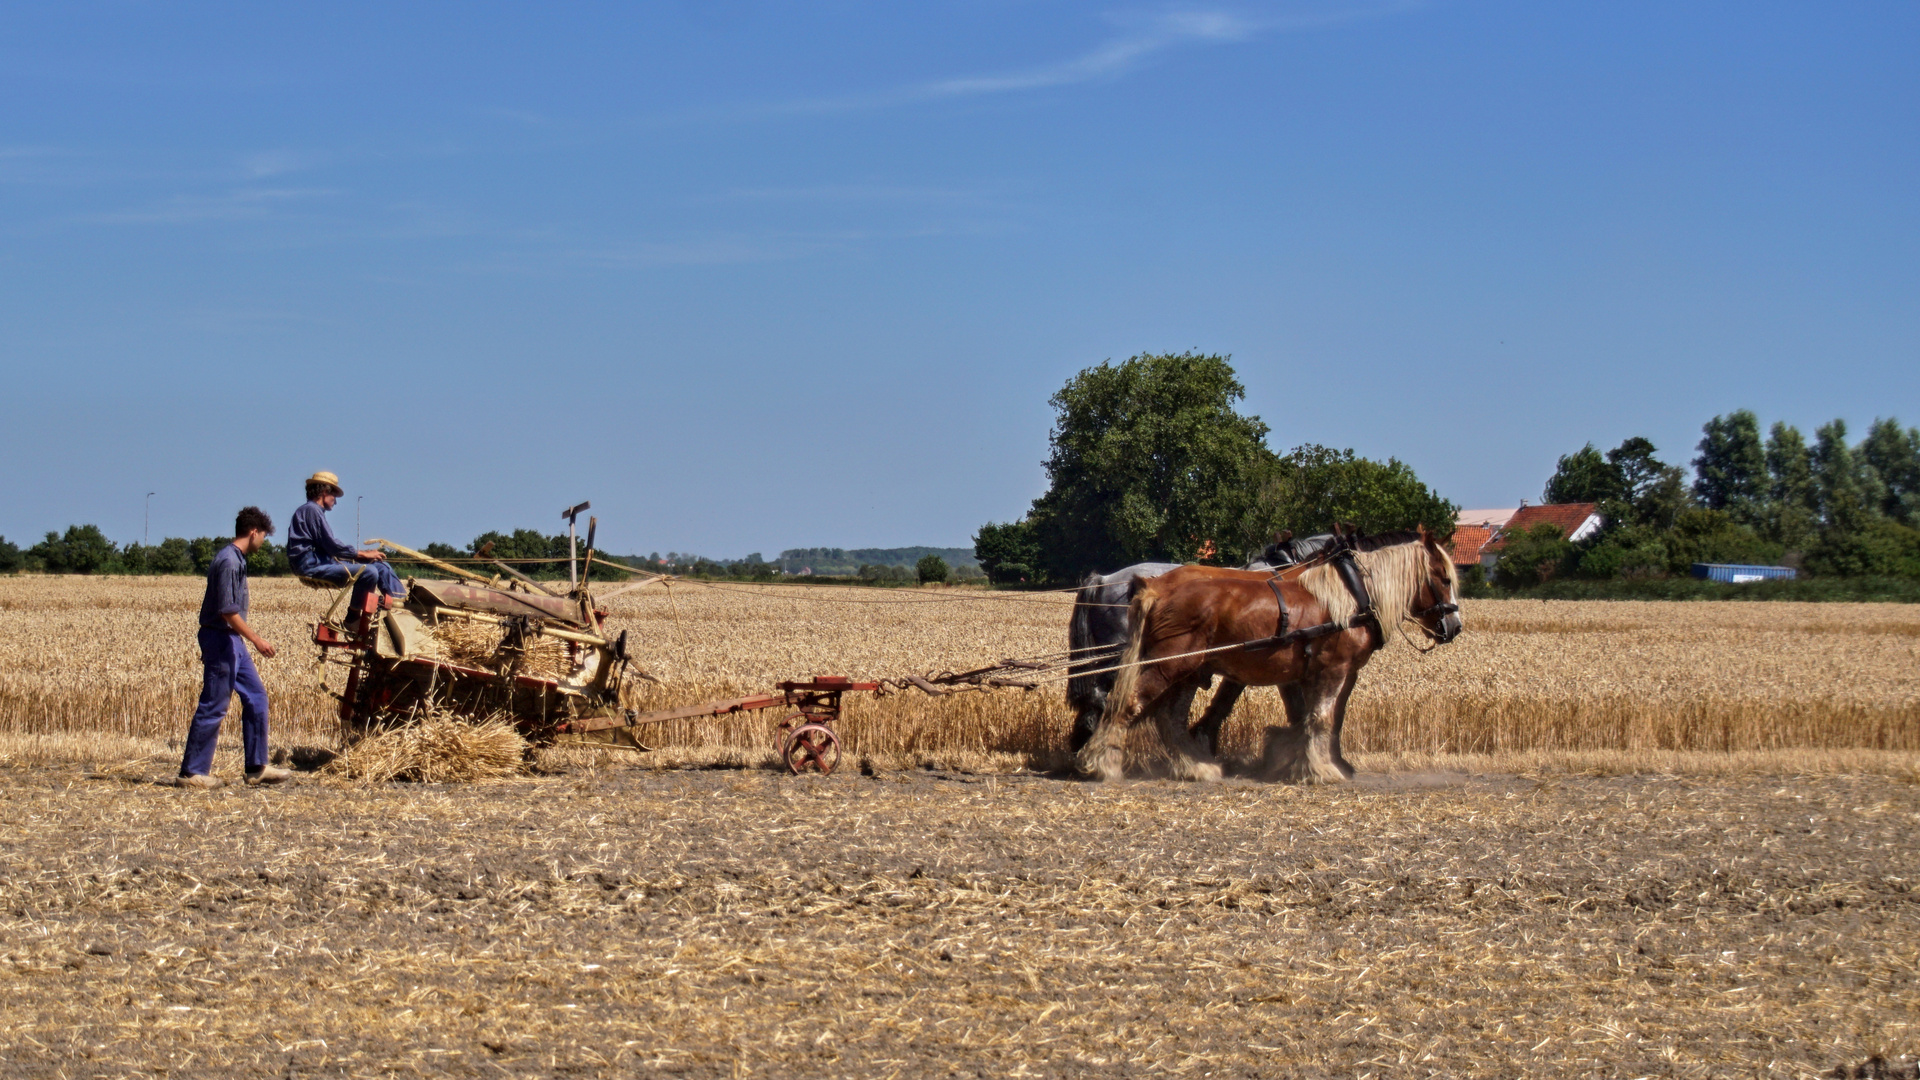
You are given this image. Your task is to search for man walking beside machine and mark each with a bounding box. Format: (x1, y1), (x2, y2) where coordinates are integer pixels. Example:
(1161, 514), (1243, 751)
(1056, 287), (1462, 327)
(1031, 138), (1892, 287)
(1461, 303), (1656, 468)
(177, 507), (291, 789)
(287, 471), (406, 612)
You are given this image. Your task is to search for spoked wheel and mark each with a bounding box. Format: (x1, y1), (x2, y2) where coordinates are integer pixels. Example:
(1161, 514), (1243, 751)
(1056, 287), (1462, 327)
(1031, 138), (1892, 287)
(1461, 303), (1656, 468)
(780, 722), (841, 775)
(772, 713), (803, 756)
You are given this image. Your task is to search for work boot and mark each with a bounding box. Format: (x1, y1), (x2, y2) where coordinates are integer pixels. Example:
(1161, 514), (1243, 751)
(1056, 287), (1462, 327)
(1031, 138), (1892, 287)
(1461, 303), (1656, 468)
(175, 774), (223, 790)
(245, 766), (294, 787)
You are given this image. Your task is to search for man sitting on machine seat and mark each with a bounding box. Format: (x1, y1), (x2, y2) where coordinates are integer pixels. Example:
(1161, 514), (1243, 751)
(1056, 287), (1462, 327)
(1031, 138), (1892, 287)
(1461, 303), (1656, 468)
(287, 471), (405, 614)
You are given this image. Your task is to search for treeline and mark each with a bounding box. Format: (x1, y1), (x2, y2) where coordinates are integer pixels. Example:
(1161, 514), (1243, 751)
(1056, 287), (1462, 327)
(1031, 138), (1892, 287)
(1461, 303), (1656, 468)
(0, 525), (743, 583)
(972, 353), (1457, 585)
(1490, 412), (1920, 587)
(411, 532), (790, 582)
(774, 547), (981, 576)
(0, 526), (298, 577)
(0, 524), (983, 586)
(410, 529), (643, 581)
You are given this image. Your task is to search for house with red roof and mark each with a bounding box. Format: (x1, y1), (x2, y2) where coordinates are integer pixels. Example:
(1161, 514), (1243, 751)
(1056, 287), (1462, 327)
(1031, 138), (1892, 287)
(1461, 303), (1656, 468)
(1447, 523), (1498, 570)
(1478, 502), (1604, 575)
(1447, 508), (1520, 571)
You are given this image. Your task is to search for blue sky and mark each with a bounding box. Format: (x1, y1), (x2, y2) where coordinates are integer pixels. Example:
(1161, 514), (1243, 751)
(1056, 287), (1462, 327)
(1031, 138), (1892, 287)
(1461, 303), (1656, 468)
(3, 2), (1915, 556)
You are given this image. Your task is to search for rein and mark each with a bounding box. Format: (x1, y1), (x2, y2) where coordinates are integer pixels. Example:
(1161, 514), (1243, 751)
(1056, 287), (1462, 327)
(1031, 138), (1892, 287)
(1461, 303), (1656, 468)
(892, 545), (1460, 696)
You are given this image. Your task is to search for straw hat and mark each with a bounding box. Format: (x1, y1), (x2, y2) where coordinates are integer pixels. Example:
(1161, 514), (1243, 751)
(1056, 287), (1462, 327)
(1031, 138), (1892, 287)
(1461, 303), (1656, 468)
(307, 470), (343, 496)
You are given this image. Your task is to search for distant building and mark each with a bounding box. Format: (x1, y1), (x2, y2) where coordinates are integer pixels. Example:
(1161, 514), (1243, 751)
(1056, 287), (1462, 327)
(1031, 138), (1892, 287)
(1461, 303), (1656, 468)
(1447, 508), (1519, 571)
(1455, 508), (1519, 530)
(1447, 523), (1498, 570)
(1478, 502), (1604, 575)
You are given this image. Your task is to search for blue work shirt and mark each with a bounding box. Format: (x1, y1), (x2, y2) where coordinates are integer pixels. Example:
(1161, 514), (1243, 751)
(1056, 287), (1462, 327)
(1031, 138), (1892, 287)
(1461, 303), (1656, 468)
(198, 543), (250, 630)
(286, 500), (356, 576)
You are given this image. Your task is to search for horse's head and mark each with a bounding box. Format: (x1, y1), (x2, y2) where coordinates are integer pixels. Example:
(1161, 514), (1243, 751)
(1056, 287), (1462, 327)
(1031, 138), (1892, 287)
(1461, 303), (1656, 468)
(1412, 525), (1463, 644)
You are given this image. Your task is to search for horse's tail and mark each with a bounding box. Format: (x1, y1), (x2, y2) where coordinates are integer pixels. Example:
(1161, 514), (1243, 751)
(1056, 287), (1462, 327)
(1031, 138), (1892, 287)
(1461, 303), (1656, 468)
(1099, 577), (1161, 729)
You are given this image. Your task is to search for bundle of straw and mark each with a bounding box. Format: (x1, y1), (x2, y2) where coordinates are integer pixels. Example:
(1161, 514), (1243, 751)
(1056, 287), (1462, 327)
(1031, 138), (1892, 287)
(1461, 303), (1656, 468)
(328, 708), (527, 783)
(430, 618), (572, 681)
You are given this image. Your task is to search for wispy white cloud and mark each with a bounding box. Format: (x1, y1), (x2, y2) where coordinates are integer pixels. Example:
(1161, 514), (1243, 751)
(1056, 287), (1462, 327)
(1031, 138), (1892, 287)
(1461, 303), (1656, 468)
(923, 10), (1261, 97)
(722, 2), (1419, 118)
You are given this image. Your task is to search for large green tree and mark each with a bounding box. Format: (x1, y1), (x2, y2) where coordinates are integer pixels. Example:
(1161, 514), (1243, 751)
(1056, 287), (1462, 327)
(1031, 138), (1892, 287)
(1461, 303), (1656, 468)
(1764, 421), (1818, 550)
(1812, 420), (1878, 534)
(1241, 445), (1457, 546)
(29, 525), (118, 574)
(1542, 444), (1623, 506)
(1859, 417), (1920, 526)
(1692, 410), (1768, 526)
(972, 519), (1041, 584)
(1543, 437), (1685, 529)
(1606, 437), (1689, 530)
(1024, 353), (1274, 578)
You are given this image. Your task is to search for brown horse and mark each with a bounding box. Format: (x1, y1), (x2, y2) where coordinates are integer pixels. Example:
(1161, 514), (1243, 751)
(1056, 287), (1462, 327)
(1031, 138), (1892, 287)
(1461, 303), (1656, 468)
(1076, 527), (1462, 783)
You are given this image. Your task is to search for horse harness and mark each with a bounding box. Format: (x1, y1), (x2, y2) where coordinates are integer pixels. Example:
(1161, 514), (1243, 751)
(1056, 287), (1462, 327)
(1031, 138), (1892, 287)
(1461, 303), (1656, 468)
(1251, 549), (1386, 654)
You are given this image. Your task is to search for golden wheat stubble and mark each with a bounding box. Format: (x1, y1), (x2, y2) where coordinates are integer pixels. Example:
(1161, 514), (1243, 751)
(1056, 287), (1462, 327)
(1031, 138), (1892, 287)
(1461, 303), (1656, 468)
(2, 576), (1917, 764)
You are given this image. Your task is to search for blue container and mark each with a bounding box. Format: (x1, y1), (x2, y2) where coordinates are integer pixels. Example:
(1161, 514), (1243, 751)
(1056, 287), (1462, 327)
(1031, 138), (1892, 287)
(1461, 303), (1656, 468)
(1690, 563), (1797, 584)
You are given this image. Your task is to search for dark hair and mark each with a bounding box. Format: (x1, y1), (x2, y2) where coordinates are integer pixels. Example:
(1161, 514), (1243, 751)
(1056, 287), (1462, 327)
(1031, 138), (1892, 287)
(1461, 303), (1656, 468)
(306, 479), (340, 501)
(235, 506), (275, 538)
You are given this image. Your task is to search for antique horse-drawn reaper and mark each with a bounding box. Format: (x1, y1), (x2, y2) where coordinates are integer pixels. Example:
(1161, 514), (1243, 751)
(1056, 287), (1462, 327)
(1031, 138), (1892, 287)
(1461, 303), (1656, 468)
(1077, 526), (1462, 783)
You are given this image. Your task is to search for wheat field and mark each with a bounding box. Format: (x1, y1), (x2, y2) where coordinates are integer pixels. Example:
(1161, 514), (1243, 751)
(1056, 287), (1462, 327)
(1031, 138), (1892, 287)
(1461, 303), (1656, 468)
(2, 574), (1917, 773)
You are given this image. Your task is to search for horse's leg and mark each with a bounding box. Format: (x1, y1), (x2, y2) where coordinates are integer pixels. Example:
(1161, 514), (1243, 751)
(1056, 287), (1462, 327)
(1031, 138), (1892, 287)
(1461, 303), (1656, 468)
(1074, 700), (1124, 780)
(1279, 682), (1307, 734)
(1067, 692), (1102, 754)
(1189, 678), (1244, 760)
(1261, 670), (1349, 785)
(1076, 666), (1172, 782)
(1328, 669), (1361, 779)
(1257, 682), (1310, 779)
(1156, 679), (1222, 782)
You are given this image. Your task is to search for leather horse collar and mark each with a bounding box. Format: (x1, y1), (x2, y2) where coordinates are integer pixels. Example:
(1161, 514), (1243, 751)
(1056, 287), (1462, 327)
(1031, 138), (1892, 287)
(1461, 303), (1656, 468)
(1263, 546), (1384, 652)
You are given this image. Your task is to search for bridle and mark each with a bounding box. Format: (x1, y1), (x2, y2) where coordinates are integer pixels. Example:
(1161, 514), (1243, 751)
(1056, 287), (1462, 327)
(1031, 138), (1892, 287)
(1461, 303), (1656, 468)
(1253, 537), (1459, 656)
(1401, 554), (1460, 652)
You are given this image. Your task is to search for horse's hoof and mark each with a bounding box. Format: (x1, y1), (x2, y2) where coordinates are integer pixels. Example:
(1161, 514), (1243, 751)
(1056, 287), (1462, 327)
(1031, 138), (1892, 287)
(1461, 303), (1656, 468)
(1188, 761), (1223, 783)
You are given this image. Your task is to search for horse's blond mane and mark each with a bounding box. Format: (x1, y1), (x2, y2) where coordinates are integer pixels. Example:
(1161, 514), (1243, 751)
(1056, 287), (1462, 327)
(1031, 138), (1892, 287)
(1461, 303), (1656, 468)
(1297, 538), (1455, 650)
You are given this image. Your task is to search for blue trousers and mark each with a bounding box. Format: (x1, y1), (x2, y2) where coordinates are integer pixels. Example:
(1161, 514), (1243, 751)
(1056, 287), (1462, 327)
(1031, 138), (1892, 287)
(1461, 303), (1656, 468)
(302, 558), (405, 614)
(180, 627), (270, 777)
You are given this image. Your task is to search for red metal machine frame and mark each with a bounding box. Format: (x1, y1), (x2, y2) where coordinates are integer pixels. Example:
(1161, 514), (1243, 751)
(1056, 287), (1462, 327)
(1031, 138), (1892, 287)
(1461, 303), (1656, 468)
(314, 584), (879, 774)
(555, 675), (878, 774)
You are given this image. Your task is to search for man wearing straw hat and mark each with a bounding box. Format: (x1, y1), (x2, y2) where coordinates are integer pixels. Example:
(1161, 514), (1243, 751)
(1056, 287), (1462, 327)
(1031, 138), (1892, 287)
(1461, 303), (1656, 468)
(286, 471), (405, 613)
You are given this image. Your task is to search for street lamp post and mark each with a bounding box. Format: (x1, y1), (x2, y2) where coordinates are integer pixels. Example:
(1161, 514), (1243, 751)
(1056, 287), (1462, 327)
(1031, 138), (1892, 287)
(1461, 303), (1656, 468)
(145, 492), (155, 546)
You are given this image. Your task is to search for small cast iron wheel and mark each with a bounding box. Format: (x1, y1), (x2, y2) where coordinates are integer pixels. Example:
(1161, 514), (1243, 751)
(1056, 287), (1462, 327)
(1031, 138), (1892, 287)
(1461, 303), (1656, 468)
(773, 712), (804, 755)
(782, 723), (841, 775)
